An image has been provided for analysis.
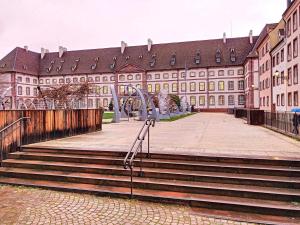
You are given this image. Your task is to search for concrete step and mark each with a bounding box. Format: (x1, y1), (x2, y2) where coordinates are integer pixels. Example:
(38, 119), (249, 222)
(0, 176), (299, 221)
(3, 159), (300, 189)
(22, 146), (300, 167)
(9, 152), (300, 177)
(0, 167), (299, 202)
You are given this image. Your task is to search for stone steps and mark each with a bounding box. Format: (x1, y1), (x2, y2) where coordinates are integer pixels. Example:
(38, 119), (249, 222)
(0, 146), (299, 224)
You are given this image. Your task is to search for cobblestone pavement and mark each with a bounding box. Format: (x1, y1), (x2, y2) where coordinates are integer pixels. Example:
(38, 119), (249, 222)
(0, 185), (259, 225)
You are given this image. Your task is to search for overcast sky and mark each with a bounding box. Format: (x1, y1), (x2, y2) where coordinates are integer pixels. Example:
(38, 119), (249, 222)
(0, 0), (286, 58)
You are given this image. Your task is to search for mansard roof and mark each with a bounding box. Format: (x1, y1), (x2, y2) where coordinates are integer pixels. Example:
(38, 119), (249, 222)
(0, 36), (258, 76)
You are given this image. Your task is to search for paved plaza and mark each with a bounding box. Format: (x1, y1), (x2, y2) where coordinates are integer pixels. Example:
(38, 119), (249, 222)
(0, 185), (258, 225)
(29, 113), (300, 159)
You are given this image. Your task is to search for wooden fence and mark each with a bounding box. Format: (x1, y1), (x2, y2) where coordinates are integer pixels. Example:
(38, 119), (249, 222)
(0, 109), (103, 161)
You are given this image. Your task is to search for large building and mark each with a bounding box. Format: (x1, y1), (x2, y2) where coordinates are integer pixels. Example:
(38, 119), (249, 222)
(0, 0), (299, 112)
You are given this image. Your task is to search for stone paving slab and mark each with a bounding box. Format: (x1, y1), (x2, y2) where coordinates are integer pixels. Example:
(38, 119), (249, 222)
(0, 185), (259, 225)
(28, 113), (300, 159)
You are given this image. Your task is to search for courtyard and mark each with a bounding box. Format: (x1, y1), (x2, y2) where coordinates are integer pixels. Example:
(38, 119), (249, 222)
(28, 113), (300, 159)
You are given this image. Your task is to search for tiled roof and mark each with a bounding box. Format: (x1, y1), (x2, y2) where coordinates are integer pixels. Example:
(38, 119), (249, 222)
(0, 47), (40, 75)
(252, 23), (278, 51)
(1, 36), (258, 76)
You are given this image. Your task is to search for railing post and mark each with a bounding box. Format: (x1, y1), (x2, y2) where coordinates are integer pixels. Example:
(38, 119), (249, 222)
(140, 143), (143, 177)
(0, 132), (3, 166)
(147, 127), (150, 158)
(130, 167), (133, 199)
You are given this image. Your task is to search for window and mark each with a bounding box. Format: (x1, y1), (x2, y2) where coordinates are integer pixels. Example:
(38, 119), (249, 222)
(33, 88), (37, 96)
(119, 85), (125, 94)
(17, 77), (22, 82)
(293, 65), (298, 84)
(238, 95), (245, 105)
(228, 81), (234, 90)
(66, 78), (71, 83)
(199, 82), (205, 91)
(190, 82), (196, 91)
(199, 71), (205, 77)
(52, 79), (57, 84)
(155, 84), (160, 92)
(293, 38), (298, 58)
(267, 96), (269, 106)
(293, 11), (298, 31)
(218, 70), (224, 76)
(103, 98), (108, 107)
(208, 81), (215, 91)
(127, 75), (133, 80)
(238, 69), (244, 75)
(172, 73), (177, 78)
(163, 73), (169, 79)
(33, 79), (37, 84)
(218, 95), (225, 105)
(288, 68), (292, 85)
(172, 83), (177, 92)
(281, 49), (284, 62)
(181, 72), (186, 78)
(287, 43), (292, 61)
(294, 91), (299, 106)
(26, 87), (30, 96)
(228, 95), (235, 105)
(79, 77), (85, 82)
(288, 92), (292, 106)
(25, 78), (30, 83)
(228, 70), (234, 76)
(73, 77), (78, 83)
(287, 18), (291, 36)
(46, 79), (50, 84)
(277, 95), (280, 106)
(199, 96), (205, 105)
(218, 81), (224, 91)
(163, 83), (169, 91)
(147, 74), (152, 80)
(208, 71), (215, 76)
(95, 86), (101, 94)
(281, 71), (285, 84)
(103, 86), (108, 94)
(190, 96), (196, 106)
(155, 74), (160, 79)
(276, 53), (279, 65)
(95, 76), (100, 82)
(181, 83), (186, 92)
(110, 76), (115, 81)
(88, 77), (93, 82)
(119, 75), (125, 81)
(136, 84), (141, 89)
(136, 74), (141, 80)
(190, 72), (196, 77)
(18, 86), (22, 95)
(59, 78), (64, 84)
(147, 84), (152, 93)
(238, 80), (244, 90)
(280, 94), (285, 106)
(209, 96), (215, 105)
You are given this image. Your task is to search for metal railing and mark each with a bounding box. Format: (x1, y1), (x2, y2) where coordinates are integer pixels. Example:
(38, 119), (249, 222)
(123, 118), (156, 197)
(0, 117), (30, 165)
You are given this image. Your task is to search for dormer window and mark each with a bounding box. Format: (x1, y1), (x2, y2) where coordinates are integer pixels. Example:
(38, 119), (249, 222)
(110, 56), (117, 70)
(56, 60), (65, 72)
(126, 56), (130, 61)
(230, 49), (236, 63)
(194, 51), (201, 64)
(170, 53), (176, 66)
(149, 54), (156, 67)
(91, 57), (99, 70)
(46, 60), (55, 73)
(0, 63), (6, 68)
(139, 54), (143, 59)
(71, 58), (80, 72)
(215, 49), (222, 63)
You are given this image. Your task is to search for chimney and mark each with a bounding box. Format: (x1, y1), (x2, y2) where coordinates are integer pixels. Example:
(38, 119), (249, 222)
(59, 46), (67, 58)
(24, 46), (28, 52)
(249, 30), (253, 44)
(287, 0), (292, 8)
(147, 38), (153, 52)
(223, 32), (226, 44)
(41, 48), (46, 59)
(121, 41), (127, 54)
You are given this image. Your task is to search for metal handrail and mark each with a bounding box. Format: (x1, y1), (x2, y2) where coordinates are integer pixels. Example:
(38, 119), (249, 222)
(0, 117), (30, 165)
(123, 118), (155, 197)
